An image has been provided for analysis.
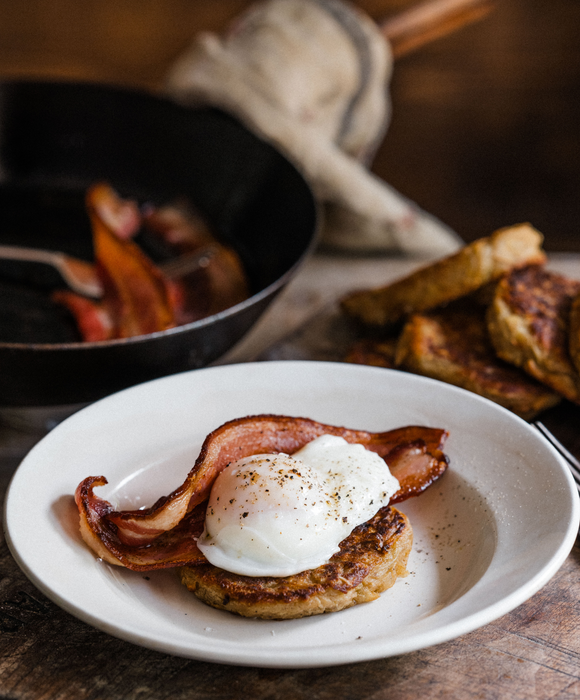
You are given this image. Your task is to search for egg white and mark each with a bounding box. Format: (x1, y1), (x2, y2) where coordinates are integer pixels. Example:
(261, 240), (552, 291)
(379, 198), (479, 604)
(197, 435), (400, 577)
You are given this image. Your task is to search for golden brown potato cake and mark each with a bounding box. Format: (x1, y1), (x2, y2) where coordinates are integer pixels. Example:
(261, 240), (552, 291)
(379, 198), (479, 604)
(341, 223), (546, 328)
(394, 302), (560, 419)
(180, 506), (411, 620)
(569, 291), (580, 377)
(487, 265), (580, 403)
(345, 336), (399, 368)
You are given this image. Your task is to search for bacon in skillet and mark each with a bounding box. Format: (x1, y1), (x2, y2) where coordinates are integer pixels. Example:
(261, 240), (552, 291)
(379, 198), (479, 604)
(86, 182), (142, 240)
(54, 184), (249, 340)
(54, 183), (176, 340)
(75, 414), (449, 571)
(87, 191), (176, 338)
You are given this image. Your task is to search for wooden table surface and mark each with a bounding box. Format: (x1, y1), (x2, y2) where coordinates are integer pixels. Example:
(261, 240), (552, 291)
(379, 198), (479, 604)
(0, 1), (579, 697)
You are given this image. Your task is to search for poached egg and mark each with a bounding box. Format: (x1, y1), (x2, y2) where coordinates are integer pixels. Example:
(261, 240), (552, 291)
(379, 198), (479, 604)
(197, 434), (400, 577)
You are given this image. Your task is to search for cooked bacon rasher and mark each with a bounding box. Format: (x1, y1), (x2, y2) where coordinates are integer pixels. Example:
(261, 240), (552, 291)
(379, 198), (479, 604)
(75, 414), (449, 572)
(54, 183), (249, 341)
(54, 183), (176, 341)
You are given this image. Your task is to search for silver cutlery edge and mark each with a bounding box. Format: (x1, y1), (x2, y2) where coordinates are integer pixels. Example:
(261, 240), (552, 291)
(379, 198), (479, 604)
(533, 421), (580, 494)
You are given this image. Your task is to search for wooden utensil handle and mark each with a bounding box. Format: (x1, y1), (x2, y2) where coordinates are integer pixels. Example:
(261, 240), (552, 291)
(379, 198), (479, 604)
(382, 0), (495, 58)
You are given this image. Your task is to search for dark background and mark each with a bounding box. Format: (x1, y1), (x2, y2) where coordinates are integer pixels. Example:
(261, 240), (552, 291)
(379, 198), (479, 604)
(378, 0), (580, 251)
(0, 0), (578, 251)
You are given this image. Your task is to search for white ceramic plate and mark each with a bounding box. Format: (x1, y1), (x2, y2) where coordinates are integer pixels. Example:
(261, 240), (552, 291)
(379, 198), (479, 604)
(4, 361), (579, 668)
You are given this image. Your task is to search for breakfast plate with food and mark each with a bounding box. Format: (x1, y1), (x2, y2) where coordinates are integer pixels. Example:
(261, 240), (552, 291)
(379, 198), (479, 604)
(4, 361), (578, 667)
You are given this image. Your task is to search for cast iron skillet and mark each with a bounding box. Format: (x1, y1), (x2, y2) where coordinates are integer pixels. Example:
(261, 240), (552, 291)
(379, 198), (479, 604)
(0, 81), (318, 407)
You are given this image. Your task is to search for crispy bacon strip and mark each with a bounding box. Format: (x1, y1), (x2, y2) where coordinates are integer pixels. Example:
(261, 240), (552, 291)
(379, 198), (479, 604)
(55, 185), (177, 341)
(55, 186), (250, 340)
(142, 204), (249, 325)
(87, 192), (176, 338)
(87, 182), (141, 240)
(75, 414), (449, 571)
(51, 290), (114, 342)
